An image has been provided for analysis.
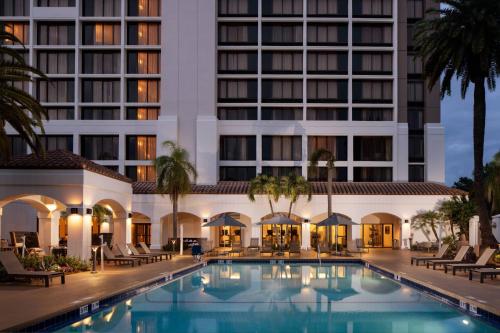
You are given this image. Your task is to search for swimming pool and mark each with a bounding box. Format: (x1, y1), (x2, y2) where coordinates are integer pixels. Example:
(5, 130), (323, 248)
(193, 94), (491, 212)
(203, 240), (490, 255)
(56, 263), (498, 333)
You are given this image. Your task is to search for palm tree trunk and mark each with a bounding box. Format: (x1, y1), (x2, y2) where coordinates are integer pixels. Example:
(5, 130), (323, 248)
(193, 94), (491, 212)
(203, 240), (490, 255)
(430, 222), (439, 243)
(172, 195), (178, 240)
(473, 78), (496, 247)
(288, 201), (293, 218)
(268, 199), (274, 216)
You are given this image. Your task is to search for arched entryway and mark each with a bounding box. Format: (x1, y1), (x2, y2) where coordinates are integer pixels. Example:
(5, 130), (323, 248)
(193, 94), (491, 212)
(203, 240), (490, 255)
(160, 212), (202, 248)
(91, 199), (129, 247)
(207, 212), (252, 247)
(361, 213), (402, 249)
(310, 212), (352, 249)
(259, 213), (303, 248)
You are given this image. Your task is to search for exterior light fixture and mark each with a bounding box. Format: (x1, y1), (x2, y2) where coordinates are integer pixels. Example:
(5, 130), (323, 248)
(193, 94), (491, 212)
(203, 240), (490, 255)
(203, 218), (208, 223)
(128, 213), (133, 218)
(46, 202), (57, 212)
(404, 219), (410, 224)
(67, 207), (83, 215)
(304, 219), (310, 223)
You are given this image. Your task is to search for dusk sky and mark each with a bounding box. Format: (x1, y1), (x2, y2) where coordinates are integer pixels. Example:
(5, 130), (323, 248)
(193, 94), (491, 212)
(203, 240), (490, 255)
(442, 80), (500, 185)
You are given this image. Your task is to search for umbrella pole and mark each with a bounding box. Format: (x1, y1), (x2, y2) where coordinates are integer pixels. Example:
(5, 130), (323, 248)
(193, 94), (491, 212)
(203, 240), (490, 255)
(335, 225), (338, 254)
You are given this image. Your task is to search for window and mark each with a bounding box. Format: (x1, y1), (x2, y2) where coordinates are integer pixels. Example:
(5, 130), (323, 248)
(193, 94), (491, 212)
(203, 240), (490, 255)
(6, 136), (27, 157)
(262, 0), (302, 16)
(1, 22), (29, 44)
(262, 23), (303, 45)
(83, 0), (119, 15)
(82, 79), (120, 103)
(83, 23), (120, 45)
(217, 107), (257, 120)
(40, 135), (73, 151)
(409, 134), (424, 163)
(0, 0), (29, 16)
(81, 135), (119, 160)
(37, 80), (75, 103)
(218, 0), (258, 16)
(307, 23), (348, 45)
(37, 0), (75, 6)
(0, 50), (28, 63)
(409, 165), (424, 182)
(307, 51), (348, 74)
(262, 79), (302, 103)
(307, 80), (348, 103)
(308, 136), (347, 161)
(408, 81), (424, 105)
(218, 79), (257, 102)
(352, 108), (393, 121)
(8, 79), (29, 93)
(127, 51), (160, 74)
(353, 24), (392, 46)
(128, 0), (161, 16)
(308, 166), (347, 181)
(262, 136), (302, 161)
(352, 80), (392, 103)
(262, 167), (301, 178)
(307, 0), (348, 17)
(127, 23), (160, 45)
(218, 23), (258, 45)
(46, 108), (74, 120)
(218, 51), (257, 74)
(220, 136), (256, 160)
(262, 51), (302, 74)
(127, 79), (160, 103)
(126, 166), (156, 182)
(127, 108), (159, 120)
(38, 51), (75, 74)
(407, 54), (423, 76)
(37, 23), (74, 45)
(262, 108), (302, 120)
(407, 24), (416, 49)
(354, 136), (392, 161)
(81, 107), (120, 120)
(126, 136), (156, 160)
(352, 0), (392, 17)
(220, 167), (256, 181)
(82, 51), (120, 74)
(408, 109), (424, 131)
(307, 108), (348, 120)
(354, 167), (392, 182)
(407, 0), (424, 20)
(353, 52), (392, 74)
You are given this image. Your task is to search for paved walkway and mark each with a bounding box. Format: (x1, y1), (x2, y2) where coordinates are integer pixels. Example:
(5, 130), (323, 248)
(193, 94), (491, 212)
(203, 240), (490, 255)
(0, 250), (498, 331)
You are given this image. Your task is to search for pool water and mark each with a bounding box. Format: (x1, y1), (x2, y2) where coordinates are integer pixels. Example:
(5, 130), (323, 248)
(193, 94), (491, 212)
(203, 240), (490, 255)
(57, 263), (499, 333)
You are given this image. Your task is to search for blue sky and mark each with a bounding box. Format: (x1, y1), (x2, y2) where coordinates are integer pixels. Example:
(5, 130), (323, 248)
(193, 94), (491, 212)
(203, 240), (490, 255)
(442, 80), (500, 185)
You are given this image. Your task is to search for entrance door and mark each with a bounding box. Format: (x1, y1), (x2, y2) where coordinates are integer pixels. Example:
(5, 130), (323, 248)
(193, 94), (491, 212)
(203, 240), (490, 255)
(132, 223), (151, 246)
(362, 224), (393, 248)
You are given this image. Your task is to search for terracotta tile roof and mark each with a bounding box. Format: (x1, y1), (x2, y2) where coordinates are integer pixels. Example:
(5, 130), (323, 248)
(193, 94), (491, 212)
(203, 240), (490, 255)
(133, 181), (466, 196)
(0, 150), (132, 183)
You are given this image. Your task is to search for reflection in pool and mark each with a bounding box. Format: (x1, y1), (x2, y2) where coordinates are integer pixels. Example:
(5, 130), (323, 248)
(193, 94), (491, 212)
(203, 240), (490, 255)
(57, 264), (498, 333)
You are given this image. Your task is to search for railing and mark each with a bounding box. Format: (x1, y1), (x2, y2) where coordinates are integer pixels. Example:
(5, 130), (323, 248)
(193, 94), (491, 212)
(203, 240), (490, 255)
(317, 244), (322, 266)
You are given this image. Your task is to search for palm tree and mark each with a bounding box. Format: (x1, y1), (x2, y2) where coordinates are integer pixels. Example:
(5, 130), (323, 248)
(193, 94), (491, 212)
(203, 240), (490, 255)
(0, 31), (47, 158)
(281, 174), (312, 218)
(414, 0), (500, 246)
(153, 141), (197, 239)
(438, 196), (476, 240)
(484, 151), (500, 216)
(92, 204), (113, 222)
(248, 174), (281, 215)
(411, 210), (443, 243)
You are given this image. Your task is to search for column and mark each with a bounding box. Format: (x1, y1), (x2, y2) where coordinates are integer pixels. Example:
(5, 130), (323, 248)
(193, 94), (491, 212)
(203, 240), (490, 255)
(37, 211), (60, 253)
(150, 214), (162, 250)
(113, 217), (128, 246)
(67, 208), (92, 261)
(301, 222), (311, 250)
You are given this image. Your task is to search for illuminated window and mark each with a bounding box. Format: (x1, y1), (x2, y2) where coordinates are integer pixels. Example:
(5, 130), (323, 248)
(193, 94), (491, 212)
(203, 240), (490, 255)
(128, 0), (161, 16)
(127, 51), (160, 74)
(126, 108), (159, 120)
(2, 22), (30, 45)
(125, 165), (156, 182)
(126, 135), (156, 160)
(127, 23), (160, 45)
(83, 23), (120, 45)
(127, 79), (160, 103)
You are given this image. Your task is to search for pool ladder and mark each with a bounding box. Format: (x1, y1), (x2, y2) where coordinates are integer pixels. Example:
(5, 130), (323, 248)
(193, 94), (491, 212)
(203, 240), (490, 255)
(317, 244), (322, 266)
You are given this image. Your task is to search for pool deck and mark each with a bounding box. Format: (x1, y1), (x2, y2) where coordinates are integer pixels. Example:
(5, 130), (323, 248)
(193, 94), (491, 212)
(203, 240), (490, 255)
(0, 249), (498, 331)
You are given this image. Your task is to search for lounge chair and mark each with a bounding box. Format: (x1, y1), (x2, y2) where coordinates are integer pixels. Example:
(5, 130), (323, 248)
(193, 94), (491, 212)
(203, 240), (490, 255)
(289, 242), (301, 256)
(426, 245), (470, 270)
(0, 251), (64, 287)
(411, 244), (450, 266)
(102, 245), (141, 267)
(128, 243), (162, 262)
(260, 241), (274, 256)
(115, 244), (152, 263)
(247, 238), (260, 254)
(444, 248), (497, 275)
(138, 242), (173, 260)
(469, 268), (500, 283)
(229, 243), (244, 257)
(200, 240), (216, 257)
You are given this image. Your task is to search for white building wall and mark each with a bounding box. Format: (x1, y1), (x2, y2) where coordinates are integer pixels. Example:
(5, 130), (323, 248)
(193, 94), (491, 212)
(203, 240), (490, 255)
(425, 123), (445, 183)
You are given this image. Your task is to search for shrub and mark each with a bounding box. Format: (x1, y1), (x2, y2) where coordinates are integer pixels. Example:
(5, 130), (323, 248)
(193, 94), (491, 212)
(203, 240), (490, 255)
(18, 254), (90, 273)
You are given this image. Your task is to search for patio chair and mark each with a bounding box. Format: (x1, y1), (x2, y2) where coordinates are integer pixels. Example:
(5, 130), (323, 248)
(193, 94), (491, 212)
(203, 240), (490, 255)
(229, 242), (244, 257)
(411, 244), (450, 266)
(247, 238), (260, 254)
(260, 241), (274, 256)
(200, 240), (216, 257)
(128, 243), (162, 262)
(138, 242), (173, 260)
(101, 245), (141, 267)
(0, 251), (65, 287)
(115, 244), (152, 263)
(426, 245), (470, 270)
(469, 268), (500, 283)
(289, 242), (301, 256)
(444, 248), (497, 275)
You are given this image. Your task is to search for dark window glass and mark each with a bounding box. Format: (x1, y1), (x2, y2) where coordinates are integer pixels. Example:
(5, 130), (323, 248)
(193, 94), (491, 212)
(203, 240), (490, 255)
(38, 51), (75, 74)
(218, 79), (257, 102)
(409, 165), (425, 182)
(220, 136), (256, 160)
(352, 52), (392, 74)
(81, 135), (119, 160)
(307, 108), (348, 121)
(352, 0), (392, 17)
(354, 136), (392, 161)
(307, 0), (348, 17)
(218, 0), (258, 16)
(81, 107), (120, 120)
(262, 23), (303, 45)
(262, 107), (302, 120)
(218, 51), (257, 74)
(126, 108), (159, 120)
(409, 134), (424, 163)
(4, 136), (27, 157)
(307, 166), (347, 181)
(407, 0), (424, 20)
(1, 0), (30, 16)
(37, 22), (74, 45)
(307, 51), (348, 74)
(307, 80), (348, 103)
(408, 109), (424, 132)
(37, 0), (76, 6)
(407, 53), (423, 77)
(82, 51), (120, 74)
(352, 80), (392, 103)
(353, 24), (392, 46)
(82, 0), (120, 16)
(37, 80), (75, 103)
(262, 136), (302, 161)
(82, 79), (120, 103)
(40, 135), (73, 151)
(354, 167), (392, 182)
(219, 167), (256, 181)
(307, 23), (348, 45)
(408, 80), (424, 105)
(218, 23), (257, 45)
(352, 108), (393, 121)
(262, 0), (302, 16)
(46, 108), (74, 120)
(262, 167), (302, 178)
(308, 136), (347, 161)
(126, 136), (157, 160)
(262, 51), (302, 74)
(262, 79), (302, 103)
(128, 0), (160, 16)
(127, 23), (160, 45)
(217, 107), (257, 120)
(125, 165), (156, 182)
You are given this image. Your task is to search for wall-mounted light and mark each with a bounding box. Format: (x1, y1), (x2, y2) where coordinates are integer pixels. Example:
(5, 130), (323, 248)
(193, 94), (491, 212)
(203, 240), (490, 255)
(86, 208), (93, 215)
(46, 202), (57, 212)
(203, 218), (209, 223)
(128, 212), (133, 219)
(404, 219), (410, 224)
(67, 206), (83, 215)
(304, 219), (310, 223)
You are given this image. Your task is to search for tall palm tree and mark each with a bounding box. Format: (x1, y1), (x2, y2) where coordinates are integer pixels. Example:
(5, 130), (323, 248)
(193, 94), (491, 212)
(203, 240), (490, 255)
(484, 151), (500, 216)
(414, 0), (500, 246)
(0, 31), (47, 158)
(153, 141), (197, 239)
(411, 210), (443, 243)
(248, 174), (281, 215)
(309, 148), (336, 219)
(281, 174), (312, 218)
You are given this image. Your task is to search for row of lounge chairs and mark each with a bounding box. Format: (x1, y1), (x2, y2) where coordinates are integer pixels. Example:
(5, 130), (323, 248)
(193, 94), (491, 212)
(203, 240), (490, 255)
(101, 242), (174, 267)
(200, 238), (302, 257)
(410, 245), (498, 283)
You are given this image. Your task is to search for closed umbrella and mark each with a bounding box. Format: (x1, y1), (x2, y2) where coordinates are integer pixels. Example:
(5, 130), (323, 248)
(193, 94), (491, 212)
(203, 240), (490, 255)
(256, 214), (301, 255)
(316, 213), (358, 254)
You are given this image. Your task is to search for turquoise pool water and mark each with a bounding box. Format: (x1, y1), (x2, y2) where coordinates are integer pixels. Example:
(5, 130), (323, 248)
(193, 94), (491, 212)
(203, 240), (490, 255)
(57, 263), (499, 333)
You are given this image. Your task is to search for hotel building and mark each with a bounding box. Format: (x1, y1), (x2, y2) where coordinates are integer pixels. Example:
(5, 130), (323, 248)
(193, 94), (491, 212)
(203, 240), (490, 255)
(0, 0), (459, 258)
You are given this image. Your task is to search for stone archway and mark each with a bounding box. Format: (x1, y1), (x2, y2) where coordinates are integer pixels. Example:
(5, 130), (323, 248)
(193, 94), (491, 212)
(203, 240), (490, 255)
(360, 213), (402, 249)
(160, 212), (202, 247)
(131, 211), (152, 246)
(92, 199), (129, 247)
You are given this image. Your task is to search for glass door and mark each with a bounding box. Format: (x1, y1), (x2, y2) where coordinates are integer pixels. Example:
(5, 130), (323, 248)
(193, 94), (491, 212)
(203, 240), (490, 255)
(362, 224), (393, 248)
(132, 223), (151, 246)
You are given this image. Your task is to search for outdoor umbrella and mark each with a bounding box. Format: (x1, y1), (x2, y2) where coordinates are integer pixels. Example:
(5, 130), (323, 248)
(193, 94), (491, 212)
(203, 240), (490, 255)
(202, 214), (246, 249)
(256, 214), (301, 255)
(315, 213), (358, 254)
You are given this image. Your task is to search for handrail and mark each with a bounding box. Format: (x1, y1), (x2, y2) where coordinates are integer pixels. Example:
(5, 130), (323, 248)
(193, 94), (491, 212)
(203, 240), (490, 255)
(317, 244), (322, 266)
